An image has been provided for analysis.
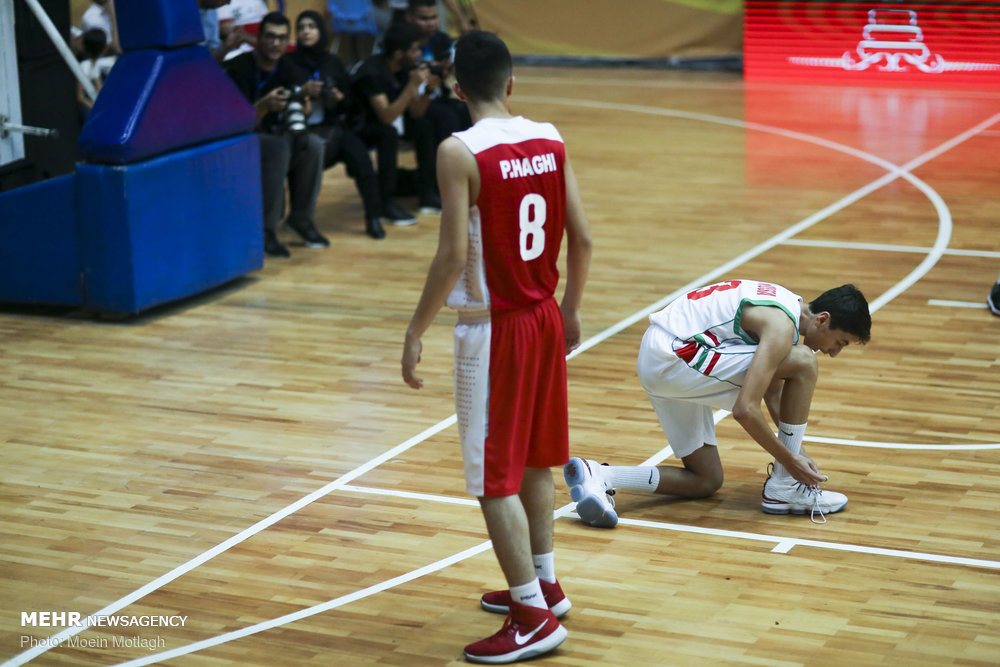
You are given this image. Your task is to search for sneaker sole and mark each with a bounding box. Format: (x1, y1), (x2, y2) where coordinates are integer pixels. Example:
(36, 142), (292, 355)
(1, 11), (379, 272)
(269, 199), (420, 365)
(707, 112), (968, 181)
(301, 242), (329, 249)
(382, 217), (417, 226)
(464, 623), (567, 664)
(480, 597), (572, 619)
(574, 493), (619, 528)
(564, 458), (618, 528)
(761, 499), (848, 515)
(989, 299), (1000, 316)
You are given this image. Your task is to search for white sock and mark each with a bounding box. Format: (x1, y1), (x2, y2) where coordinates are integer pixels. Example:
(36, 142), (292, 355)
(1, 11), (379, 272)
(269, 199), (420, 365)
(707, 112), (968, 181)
(532, 552), (556, 584)
(773, 421), (806, 479)
(608, 465), (659, 493)
(509, 579), (547, 610)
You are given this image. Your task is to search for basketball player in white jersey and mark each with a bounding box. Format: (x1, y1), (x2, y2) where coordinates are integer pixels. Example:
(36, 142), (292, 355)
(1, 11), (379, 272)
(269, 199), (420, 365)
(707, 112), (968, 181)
(402, 32), (592, 663)
(565, 280), (871, 526)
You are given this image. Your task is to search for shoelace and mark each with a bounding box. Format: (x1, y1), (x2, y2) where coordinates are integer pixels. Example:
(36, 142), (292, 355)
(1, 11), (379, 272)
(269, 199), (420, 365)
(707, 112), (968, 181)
(795, 483), (827, 524)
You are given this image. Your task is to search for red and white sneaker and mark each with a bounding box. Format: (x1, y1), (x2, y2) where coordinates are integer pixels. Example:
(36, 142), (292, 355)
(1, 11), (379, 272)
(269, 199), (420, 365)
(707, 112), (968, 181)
(480, 579), (572, 618)
(464, 602), (567, 664)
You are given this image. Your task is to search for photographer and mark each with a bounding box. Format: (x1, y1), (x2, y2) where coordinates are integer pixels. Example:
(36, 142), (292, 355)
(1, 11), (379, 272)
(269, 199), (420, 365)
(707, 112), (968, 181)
(225, 11), (327, 258)
(352, 22), (439, 220)
(405, 0), (471, 156)
(285, 11), (386, 240)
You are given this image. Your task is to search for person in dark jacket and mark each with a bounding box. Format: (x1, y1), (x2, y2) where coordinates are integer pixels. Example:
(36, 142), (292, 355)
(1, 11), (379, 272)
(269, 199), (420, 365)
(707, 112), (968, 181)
(286, 10), (387, 239)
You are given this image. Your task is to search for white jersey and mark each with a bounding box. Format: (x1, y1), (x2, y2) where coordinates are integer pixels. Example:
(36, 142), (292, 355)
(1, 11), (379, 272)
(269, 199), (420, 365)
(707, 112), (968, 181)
(650, 279), (802, 354)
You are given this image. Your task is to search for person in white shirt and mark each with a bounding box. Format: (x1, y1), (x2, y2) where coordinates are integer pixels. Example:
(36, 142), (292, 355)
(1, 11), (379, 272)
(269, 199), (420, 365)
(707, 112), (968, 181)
(80, 0), (117, 53)
(565, 281), (872, 526)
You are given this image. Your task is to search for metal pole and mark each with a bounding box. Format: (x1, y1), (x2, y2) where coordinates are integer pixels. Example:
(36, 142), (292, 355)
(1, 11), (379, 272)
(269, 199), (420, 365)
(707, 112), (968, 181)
(22, 0), (98, 101)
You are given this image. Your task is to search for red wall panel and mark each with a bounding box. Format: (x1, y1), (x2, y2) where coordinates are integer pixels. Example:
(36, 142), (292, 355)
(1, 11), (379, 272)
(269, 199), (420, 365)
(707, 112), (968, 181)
(745, 2), (1000, 87)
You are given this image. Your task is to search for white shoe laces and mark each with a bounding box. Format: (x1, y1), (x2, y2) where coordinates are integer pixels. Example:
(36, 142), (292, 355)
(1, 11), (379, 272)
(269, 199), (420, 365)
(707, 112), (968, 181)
(795, 483), (826, 524)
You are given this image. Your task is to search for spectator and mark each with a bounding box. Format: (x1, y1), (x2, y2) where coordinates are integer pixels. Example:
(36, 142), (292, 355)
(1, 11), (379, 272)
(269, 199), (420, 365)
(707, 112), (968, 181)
(287, 10), (386, 239)
(198, 0), (256, 64)
(216, 0), (269, 61)
(352, 22), (440, 224)
(225, 11), (329, 258)
(385, 0), (476, 33)
(80, 0), (118, 54)
(76, 28), (116, 117)
(405, 0), (471, 147)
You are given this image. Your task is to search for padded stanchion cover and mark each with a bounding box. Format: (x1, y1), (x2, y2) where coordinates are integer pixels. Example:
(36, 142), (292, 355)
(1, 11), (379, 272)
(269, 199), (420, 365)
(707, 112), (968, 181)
(76, 134), (264, 314)
(0, 175), (83, 305)
(79, 46), (257, 165)
(115, 0), (204, 51)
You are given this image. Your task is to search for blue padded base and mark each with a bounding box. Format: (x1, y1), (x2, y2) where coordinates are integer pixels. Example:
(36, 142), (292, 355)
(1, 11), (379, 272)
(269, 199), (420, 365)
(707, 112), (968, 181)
(76, 134), (264, 314)
(0, 174), (84, 306)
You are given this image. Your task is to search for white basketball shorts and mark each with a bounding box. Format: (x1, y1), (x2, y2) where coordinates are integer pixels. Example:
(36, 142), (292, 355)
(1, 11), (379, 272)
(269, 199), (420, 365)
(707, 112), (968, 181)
(636, 324), (757, 458)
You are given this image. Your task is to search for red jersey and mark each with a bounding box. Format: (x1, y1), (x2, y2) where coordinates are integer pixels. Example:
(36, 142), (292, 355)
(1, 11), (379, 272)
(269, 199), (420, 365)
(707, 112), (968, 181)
(448, 116), (567, 314)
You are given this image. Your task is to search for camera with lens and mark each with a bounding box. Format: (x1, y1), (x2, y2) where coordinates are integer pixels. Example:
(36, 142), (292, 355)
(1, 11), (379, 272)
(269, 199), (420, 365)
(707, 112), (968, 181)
(282, 85), (308, 134)
(428, 64), (445, 78)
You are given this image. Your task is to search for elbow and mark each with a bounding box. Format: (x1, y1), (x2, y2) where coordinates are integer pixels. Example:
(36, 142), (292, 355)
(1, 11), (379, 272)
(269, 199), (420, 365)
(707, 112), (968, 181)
(730, 403), (752, 426)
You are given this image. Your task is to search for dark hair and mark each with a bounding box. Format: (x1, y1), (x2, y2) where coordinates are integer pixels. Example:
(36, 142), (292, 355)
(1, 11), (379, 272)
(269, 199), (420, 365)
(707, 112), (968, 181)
(382, 23), (420, 59)
(81, 28), (107, 59)
(407, 0), (436, 10)
(810, 284), (871, 344)
(260, 11), (290, 33)
(454, 31), (511, 102)
(294, 10), (329, 54)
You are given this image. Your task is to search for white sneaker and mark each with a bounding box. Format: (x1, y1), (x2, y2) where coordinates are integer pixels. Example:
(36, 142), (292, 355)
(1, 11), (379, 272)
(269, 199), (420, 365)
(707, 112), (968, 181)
(564, 457), (618, 528)
(761, 471), (848, 524)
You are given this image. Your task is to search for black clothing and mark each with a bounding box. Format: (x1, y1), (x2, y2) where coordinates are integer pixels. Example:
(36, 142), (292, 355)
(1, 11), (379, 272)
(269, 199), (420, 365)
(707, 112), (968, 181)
(225, 52), (304, 133)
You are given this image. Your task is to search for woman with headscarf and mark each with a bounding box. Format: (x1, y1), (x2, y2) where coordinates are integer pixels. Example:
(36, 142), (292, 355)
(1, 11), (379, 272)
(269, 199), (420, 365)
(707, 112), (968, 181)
(285, 10), (386, 239)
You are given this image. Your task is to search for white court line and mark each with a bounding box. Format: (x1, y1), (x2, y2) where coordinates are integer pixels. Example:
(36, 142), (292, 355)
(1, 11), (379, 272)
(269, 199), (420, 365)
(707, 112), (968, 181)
(783, 239), (1000, 259)
(616, 517), (1000, 569)
(340, 484), (1000, 569)
(928, 299), (990, 309)
(807, 435), (1000, 450)
(7, 103), (995, 667)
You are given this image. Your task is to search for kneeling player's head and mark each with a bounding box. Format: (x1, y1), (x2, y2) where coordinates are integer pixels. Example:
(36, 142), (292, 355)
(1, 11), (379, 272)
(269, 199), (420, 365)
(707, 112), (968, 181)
(810, 284), (871, 343)
(454, 31), (512, 103)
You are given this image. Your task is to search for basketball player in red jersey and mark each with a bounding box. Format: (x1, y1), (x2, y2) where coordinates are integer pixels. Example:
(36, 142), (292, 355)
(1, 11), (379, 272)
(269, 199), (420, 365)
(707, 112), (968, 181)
(402, 31), (592, 664)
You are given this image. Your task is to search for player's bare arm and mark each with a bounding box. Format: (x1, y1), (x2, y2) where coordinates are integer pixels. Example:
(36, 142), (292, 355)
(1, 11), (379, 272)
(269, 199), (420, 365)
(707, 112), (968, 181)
(402, 137), (477, 389)
(560, 156), (592, 354)
(732, 305), (825, 486)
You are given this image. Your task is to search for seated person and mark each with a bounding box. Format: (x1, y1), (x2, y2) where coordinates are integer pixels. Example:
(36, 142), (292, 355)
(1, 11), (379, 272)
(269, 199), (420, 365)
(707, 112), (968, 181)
(286, 10), (386, 239)
(76, 28), (117, 119)
(352, 23), (440, 221)
(80, 0), (118, 54)
(405, 0), (471, 147)
(216, 0), (269, 61)
(225, 11), (329, 258)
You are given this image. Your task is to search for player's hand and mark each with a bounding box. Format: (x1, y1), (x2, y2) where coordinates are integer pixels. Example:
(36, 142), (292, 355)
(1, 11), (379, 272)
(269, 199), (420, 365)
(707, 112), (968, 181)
(562, 305), (582, 354)
(786, 453), (826, 487)
(402, 335), (424, 389)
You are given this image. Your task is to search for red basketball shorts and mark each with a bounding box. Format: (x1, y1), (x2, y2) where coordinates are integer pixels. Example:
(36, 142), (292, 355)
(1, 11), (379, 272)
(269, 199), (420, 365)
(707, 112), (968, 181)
(454, 297), (569, 497)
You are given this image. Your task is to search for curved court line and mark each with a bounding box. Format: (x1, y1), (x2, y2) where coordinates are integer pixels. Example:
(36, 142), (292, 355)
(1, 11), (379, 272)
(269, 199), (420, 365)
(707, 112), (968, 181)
(8, 103), (994, 667)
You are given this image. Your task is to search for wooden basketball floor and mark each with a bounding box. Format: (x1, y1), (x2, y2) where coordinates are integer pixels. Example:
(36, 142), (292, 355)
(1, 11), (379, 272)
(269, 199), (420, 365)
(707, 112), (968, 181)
(2, 68), (999, 666)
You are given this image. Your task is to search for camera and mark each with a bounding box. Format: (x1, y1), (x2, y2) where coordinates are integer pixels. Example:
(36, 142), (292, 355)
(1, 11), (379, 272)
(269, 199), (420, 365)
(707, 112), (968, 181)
(428, 64), (445, 78)
(282, 86), (308, 134)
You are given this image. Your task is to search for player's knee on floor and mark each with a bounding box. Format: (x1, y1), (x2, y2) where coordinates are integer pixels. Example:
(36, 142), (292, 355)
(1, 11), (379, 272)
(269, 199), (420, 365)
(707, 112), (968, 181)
(685, 469), (724, 498)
